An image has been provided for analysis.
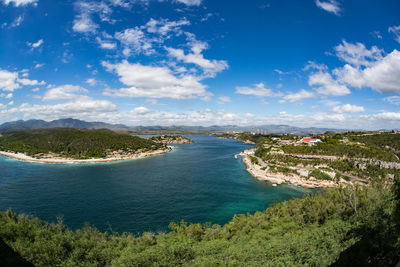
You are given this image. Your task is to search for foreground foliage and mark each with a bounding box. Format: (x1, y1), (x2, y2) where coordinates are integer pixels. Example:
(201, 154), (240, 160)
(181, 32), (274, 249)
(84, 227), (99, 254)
(0, 128), (163, 159)
(1, 179), (399, 266)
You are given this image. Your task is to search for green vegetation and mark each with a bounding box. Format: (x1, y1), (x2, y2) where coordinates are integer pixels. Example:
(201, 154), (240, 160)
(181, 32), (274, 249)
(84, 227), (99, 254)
(1, 180), (400, 266)
(281, 142), (398, 162)
(0, 128), (164, 159)
(349, 132), (400, 157)
(249, 155), (259, 165)
(309, 169), (333, 181)
(150, 135), (194, 143)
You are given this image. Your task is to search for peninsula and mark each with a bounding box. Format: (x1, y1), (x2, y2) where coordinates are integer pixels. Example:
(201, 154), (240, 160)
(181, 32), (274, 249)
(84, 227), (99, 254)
(0, 128), (171, 163)
(150, 135), (194, 144)
(230, 132), (400, 188)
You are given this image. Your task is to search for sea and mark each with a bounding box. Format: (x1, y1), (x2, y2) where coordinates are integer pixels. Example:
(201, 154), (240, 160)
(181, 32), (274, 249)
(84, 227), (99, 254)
(0, 135), (312, 234)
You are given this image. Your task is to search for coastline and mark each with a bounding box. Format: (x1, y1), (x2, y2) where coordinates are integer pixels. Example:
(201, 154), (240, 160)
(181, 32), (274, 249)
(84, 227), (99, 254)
(242, 155), (342, 188)
(0, 147), (172, 164)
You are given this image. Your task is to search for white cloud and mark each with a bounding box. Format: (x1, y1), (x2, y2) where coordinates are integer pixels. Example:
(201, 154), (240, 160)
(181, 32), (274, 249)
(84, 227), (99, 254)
(389, 25), (400, 43)
(34, 63), (44, 69)
(14, 99), (117, 121)
(102, 60), (211, 99)
(10, 15), (23, 27)
(166, 46), (228, 76)
(334, 40), (383, 67)
(144, 18), (190, 36)
(131, 106), (150, 115)
(0, 70), (20, 91)
(383, 96), (400, 105)
(308, 72), (350, 96)
(96, 37), (117, 49)
(332, 104), (365, 113)
(17, 78), (45, 86)
(303, 61), (328, 72)
(175, 0), (201, 6)
(42, 85), (89, 101)
(86, 78), (97, 86)
(315, 0), (341, 15)
(72, 1), (111, 34)
(28, 39), (43, 49)
(283, 89), (315, 102)
(3, 0), (37, 7)
(334, 50), (400, 93)
(235, 83), (278, 97)
(32, 87), (40, 92)
(217, 96), (231, 104)
(115, 28), (153, 55)
(371, 30), (382, 39)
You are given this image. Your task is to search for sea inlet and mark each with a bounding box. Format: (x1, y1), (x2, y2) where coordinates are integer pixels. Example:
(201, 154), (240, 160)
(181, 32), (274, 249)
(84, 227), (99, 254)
(0, 135), (311, 234)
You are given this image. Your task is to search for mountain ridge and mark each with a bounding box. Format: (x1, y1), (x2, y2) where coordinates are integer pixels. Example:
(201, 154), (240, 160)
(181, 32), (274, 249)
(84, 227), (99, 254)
(0, 118), (365, 135)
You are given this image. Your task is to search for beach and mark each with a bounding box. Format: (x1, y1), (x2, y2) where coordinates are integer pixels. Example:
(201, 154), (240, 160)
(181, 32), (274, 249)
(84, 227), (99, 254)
(0, 147), (172, 164)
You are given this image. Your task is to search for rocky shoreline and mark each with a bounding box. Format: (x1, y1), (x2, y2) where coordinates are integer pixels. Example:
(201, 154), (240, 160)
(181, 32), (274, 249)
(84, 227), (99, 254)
(0, 147), (172, 164)
(242, 155), (346, 188)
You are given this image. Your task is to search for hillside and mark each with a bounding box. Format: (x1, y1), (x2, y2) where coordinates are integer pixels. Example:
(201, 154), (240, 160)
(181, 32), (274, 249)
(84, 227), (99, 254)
(0, 128), (164, 159)
(0, 180), (399, 266)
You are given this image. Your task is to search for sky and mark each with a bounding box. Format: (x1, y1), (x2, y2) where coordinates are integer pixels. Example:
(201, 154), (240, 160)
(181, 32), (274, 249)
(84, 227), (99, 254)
(0, 0), (400, 130)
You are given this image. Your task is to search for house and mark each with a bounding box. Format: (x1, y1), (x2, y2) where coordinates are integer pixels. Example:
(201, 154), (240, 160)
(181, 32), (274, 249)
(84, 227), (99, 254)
(243, 149), (254, 155)
(300, 137), (322, 145)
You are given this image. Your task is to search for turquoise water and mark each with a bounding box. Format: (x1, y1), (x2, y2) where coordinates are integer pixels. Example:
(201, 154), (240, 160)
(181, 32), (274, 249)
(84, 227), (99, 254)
(0, 135), (311, 234)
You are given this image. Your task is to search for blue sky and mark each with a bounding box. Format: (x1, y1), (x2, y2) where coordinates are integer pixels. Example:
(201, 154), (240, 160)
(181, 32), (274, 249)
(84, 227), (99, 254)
(0, 0), (400, 129)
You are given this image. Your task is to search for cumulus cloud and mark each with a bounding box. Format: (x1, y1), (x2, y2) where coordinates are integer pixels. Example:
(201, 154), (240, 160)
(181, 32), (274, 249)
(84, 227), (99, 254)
(131, 106), (150, 115)
(166, 45), (228, 77)
(0, 70), (20, 91)
(308, 72), (350, 96)
(389, 25), (400, 43)
(334, 40), (383, 67)
(315, 0), (341, 15)
(17, 78), (45, 86)
(42, 85), (88, 101)
(102, 60), (211, 99)
(283, 89), (315, 102)
(334, 49), (400, 93)
(217, 96), (231, 104)
(3, 0), (37, 7)
(332, 104), (365, 113)
(235, 83), (278, 97)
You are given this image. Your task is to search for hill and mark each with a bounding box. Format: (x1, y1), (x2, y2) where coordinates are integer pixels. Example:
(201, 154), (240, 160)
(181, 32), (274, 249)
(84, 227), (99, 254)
(0, 128), (164, 159)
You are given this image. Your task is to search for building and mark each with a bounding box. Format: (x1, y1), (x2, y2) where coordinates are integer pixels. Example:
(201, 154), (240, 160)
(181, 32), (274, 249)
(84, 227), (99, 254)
(300, 137), (322, 144)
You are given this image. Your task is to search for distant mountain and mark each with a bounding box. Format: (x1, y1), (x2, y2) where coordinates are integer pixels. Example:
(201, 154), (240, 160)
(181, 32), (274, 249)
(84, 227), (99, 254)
(0, 118), (130, 132)
(0, 118), (349, 135)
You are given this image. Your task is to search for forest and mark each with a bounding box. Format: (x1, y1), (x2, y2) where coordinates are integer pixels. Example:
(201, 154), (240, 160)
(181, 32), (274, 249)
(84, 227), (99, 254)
(1, 179), (399, 266)
(0, 128), (163, 159)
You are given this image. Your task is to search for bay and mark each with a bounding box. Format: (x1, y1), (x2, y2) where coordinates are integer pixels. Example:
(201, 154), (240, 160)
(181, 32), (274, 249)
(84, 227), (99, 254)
(0, 135), (310, 234)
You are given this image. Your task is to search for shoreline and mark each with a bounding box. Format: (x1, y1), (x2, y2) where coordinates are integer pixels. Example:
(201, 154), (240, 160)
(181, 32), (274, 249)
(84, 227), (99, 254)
(241, 155), (341, 188)
(0, 147), (172, 164)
